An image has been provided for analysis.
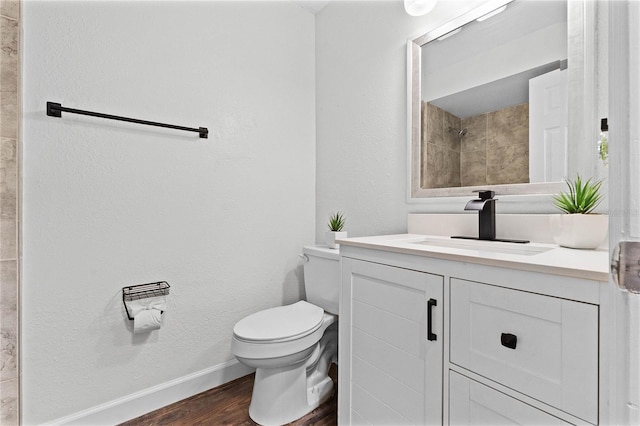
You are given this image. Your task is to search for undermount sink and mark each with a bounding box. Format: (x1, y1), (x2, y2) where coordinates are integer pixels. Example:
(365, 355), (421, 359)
(410, 237), (554, 256)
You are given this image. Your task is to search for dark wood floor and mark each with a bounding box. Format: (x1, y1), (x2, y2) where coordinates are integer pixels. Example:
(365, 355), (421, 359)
(119, 365), (337, 426)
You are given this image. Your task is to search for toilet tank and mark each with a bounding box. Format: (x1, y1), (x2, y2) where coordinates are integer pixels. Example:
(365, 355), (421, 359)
(302, 245), (340, 315)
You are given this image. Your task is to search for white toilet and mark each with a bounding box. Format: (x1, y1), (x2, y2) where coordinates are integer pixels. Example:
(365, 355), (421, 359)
(231, 245), (340, 426)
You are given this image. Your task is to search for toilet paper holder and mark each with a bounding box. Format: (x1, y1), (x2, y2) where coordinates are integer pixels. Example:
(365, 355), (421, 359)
(122, 281), (170, 320)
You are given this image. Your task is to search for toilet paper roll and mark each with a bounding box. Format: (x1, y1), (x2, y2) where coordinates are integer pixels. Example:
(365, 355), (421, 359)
(126, 296), (167, 318)
(133, 309), (163, 334)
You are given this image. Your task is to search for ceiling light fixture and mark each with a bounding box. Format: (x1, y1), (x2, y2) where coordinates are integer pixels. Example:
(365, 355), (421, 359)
(476, 5), (507, 22)
(404, 0), (438, 17)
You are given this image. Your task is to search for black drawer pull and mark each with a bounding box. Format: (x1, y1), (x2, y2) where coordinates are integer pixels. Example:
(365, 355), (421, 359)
(501, 333), (517, 349)
(427, 298), (437, 341)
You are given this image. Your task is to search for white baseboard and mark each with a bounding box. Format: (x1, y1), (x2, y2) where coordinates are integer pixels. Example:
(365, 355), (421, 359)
(46, 360), (254, 425)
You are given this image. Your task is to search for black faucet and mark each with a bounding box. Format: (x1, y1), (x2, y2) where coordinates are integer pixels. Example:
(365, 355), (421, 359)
(464, 190), (496, 240)
(451, 190), (530, 244)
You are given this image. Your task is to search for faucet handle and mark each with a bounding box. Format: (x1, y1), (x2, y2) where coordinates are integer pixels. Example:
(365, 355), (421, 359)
(473, 190), (496, 200)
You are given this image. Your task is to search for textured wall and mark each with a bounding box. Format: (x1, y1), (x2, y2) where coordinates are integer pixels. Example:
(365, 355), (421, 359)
(0, 0), (19, 424)
(22, 2), (315, 423)
(315, 0), (485, 242)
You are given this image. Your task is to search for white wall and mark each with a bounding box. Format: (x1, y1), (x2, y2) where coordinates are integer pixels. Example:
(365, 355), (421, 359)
(423, 22), (568, 101)
(22, 1), (315, 423)
(315, 0), (484, 242)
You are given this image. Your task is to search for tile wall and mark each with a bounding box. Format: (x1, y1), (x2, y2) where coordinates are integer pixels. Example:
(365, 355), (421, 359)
(461, 103), (530, 187)
(0, 0), (19, 424)
(423, 101), (530, 189)
(422, 101), (461, 188)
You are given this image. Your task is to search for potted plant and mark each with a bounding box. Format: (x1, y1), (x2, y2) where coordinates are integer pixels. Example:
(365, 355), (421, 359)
(550, 175), (607, 249)
(326, 212), (347, 249)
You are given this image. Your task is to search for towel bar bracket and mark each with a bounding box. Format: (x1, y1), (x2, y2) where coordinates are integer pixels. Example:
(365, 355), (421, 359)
(47, 102), (62, 118)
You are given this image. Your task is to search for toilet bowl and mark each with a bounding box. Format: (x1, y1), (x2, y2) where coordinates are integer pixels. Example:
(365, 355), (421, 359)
(232, 303), (337, 425)
(231, 245), (340, 426)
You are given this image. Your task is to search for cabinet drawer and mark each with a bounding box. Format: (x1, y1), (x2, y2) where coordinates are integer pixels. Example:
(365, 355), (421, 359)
(449, 371), (574, 425)
(450, 279), (598, 424)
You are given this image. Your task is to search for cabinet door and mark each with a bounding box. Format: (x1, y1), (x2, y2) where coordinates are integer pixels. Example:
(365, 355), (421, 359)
(339, 258), (443, 425)
(449, 371), (573, 425)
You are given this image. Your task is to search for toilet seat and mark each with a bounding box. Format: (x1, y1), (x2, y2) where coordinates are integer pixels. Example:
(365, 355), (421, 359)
(232, 303), (337, 361)
(233, 301), (324, 343)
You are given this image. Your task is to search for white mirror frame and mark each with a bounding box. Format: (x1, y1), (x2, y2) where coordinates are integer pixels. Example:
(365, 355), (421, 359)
(408, 0), (599, 203)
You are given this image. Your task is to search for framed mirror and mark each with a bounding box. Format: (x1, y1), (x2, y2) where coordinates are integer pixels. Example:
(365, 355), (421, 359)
(408, 0), (598, 199)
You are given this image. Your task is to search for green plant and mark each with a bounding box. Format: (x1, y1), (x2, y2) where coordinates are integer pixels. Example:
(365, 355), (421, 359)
(552, 175), (604, 214)
(327, 212), (345, 232)
(598, 134), (608, 163)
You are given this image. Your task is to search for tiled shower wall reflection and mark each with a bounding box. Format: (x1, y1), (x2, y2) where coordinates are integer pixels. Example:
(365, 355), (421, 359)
(460, 103), (529, 186)
(422, 101), (530, 188)
(422, 102), (461, 188)
(0, 0), (19, 424)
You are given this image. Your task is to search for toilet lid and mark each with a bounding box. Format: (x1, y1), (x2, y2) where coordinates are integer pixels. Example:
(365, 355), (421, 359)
(233, 301), (324, 342)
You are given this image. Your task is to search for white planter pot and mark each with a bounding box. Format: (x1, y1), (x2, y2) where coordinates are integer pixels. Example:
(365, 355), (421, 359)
(549, 214), (608, 249)
(326, 231), (347, 249)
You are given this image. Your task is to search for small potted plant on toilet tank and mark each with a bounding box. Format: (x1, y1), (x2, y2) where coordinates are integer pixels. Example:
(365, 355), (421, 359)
(550, 175), (607, 249)
(326, 212), (346, 249)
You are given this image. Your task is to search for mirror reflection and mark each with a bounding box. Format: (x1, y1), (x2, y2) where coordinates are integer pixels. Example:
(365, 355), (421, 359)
(417, 0), (568, 191)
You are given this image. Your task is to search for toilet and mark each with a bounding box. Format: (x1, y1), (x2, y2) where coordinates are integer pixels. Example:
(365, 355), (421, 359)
(231, 245), (340, 426)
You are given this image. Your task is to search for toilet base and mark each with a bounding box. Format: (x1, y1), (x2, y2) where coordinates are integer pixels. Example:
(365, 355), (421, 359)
(248, 326), (337, 425)
(249, 363), (334, 426)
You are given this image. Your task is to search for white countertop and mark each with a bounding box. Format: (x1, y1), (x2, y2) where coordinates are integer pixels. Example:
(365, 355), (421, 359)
(337, 234), (610, 282)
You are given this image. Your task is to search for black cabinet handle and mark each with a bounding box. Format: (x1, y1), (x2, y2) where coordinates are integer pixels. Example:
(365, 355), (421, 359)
(501, 333), (517, 349)
(427, 298), (437, 341)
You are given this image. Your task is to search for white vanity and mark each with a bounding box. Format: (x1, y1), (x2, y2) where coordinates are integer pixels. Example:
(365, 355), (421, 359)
(337, 228), (610, 425)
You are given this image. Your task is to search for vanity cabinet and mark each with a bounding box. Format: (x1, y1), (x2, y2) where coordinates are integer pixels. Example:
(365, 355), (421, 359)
(338, 237), (609, 426)
(339, 258), (444, 425)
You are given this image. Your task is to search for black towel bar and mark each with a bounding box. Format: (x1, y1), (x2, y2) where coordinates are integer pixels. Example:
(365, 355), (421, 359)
(46, 102), (208, 139)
